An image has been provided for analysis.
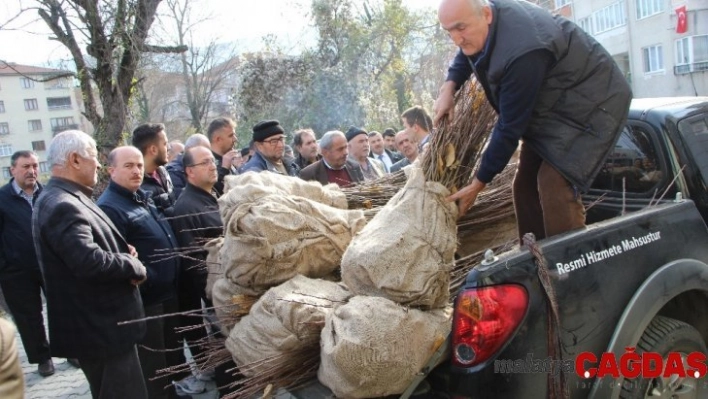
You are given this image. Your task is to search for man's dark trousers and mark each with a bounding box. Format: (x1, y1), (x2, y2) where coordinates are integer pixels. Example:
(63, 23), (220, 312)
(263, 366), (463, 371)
(0, 269), (50, 364)
(78, 346), (147, 399)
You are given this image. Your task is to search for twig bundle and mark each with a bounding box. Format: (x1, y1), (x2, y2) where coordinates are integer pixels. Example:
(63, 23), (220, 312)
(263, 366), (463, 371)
(341, 170), (407, 209)
(420, 81), (497, 191)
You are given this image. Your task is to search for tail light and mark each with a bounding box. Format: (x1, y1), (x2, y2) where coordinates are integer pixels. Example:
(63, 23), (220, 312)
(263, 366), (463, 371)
(451, 284), (528, 368)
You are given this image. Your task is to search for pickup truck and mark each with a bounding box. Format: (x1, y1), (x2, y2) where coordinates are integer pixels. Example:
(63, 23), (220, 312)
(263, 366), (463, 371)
(290, 97), (708, 399)
(444, 97), (708, 399)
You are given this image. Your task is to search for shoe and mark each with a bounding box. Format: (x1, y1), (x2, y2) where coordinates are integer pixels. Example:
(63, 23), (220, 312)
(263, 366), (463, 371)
(67, 358), (80, 368)
(173, 375), (206, 395)
(38, 359), (55, 377)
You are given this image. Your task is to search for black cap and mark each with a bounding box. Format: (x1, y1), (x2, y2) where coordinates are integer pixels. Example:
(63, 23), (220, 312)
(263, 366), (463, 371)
(345, 126), (367, 142)
(252, 120), (285, 142)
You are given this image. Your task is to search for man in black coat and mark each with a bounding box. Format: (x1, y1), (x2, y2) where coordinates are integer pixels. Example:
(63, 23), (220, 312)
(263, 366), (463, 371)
(300, 130), (364, 187)
(32, 130), (148, 399)
(97, 146), (181, 398)
(0, 151), (55, 376)
(132, 123), (176, 215)
(170, 145), (223, 388)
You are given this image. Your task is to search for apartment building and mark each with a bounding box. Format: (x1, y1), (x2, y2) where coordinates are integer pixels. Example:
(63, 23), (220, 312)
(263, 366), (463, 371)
(0, 63), (89, 184)
(552, 0), (707, 97)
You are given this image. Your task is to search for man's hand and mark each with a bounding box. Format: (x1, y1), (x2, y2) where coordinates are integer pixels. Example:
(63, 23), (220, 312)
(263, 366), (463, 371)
(434, 81), (457, 127)
(447, 178), (487, 217)
(131, 264), (147, 286)
(222, 150), (239, 169)
(128, 244), (138, 258)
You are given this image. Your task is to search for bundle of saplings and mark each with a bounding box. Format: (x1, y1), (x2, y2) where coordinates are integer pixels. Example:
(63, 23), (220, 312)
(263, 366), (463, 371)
(225, 275), (352, 378)
(341, 81), (496, 309)
(318, 295), (451, 398)
(220, 193), (367, 291)
(219, 171), (347, 223)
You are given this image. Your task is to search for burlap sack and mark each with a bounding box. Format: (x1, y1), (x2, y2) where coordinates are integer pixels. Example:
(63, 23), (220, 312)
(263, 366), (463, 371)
(341, 166), (457, 309)
(221, 194), (367, 291)
(318, 295), (451, 399)
(219, 172), (347, 223)
(204, 237), (224, 300)
(225, 276), (352, 376)
(211, 277), (261, 336)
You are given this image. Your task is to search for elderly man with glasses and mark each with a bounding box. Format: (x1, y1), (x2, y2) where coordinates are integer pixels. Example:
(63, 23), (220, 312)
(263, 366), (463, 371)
(239, 120), (299, 176)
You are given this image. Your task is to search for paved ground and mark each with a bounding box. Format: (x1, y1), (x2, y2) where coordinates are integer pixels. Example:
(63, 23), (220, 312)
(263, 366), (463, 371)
(3, 308), (219, 399)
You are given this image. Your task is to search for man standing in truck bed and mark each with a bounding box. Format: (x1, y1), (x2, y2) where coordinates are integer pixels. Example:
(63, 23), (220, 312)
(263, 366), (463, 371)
(437, 0), (632, 241)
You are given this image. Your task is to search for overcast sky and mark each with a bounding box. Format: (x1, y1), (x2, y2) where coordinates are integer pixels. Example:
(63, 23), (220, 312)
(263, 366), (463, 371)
(0, 0), (436, 67)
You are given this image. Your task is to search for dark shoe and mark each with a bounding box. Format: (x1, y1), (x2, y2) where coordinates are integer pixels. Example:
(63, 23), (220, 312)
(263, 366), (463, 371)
(67, 358), (80, 368)
(38, 359), (55, 377)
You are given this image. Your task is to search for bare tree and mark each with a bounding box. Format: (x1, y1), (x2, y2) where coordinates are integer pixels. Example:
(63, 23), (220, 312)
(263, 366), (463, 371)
(33, 0), (186, 155)
(163, 0), (239, 133)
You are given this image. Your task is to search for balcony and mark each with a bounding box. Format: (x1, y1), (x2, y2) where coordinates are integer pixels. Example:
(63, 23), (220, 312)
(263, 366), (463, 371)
(674, 61), (708, 75)
(52, 124), (80, 135)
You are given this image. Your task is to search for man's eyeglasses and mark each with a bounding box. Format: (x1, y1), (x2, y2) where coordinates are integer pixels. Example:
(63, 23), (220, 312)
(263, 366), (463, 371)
(187, 159), (216, 168)
(263, 136), (285, 146)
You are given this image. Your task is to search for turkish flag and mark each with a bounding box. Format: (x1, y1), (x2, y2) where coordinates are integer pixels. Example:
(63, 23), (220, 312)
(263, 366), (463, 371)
(676, 6), (688, 34)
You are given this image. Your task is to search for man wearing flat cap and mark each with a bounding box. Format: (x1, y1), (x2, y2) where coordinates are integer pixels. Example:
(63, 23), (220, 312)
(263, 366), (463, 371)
(239, 120), (299, 176)
(345, 126), (385, 180)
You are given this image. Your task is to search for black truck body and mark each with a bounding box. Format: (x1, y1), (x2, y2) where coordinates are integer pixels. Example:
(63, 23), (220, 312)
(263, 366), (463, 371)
(447, 97), (708, 398)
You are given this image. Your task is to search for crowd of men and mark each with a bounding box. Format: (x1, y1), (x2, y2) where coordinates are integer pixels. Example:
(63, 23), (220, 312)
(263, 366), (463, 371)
(0, 104), (431, 398)
(0, 0), (633, 395)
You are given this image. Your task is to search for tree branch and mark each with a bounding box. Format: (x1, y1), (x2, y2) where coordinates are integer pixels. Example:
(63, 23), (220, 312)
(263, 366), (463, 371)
(140, 44), (188, 53)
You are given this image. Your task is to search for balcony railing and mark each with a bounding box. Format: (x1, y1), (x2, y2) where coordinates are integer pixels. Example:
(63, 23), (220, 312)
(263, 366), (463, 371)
(48, 105), (72, 110)
(52, 124), (79, 135)
(674, 61), (708, 75)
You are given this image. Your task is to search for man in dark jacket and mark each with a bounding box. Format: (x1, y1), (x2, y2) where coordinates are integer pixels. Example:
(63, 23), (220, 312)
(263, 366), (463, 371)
(0, 151), (55, 376)
(300, 130), (364, 187)
(368, 131), (402, 173)
(293, 128), (321, 170)
(132, 123), (176, 215)
(170, 145), (223, 384)
(32, 130), (148, 398)
(207, 117), (239, 197)
(390, 130), (419, 173)
(437, 0), (632, 241)
(167, 133), (211, 200)
(97, 146), (181, 398)
(240, 120), (299, 176)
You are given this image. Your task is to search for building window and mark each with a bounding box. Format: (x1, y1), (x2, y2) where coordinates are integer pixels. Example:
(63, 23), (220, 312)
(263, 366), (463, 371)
(50, 116), (76, 135)
(20, 77), (34, 89)
(593, 2), (626, 34)
(39, 161), (50, 173)
(31, 140), (46, 152)
(555, 0), (571, 8)
(578, 17), (593, 35)
(643, 45), (664, 73)
(636, 0), (663, 20)
(1, 167), (10, 179)
(0, 123), (8, 135)
(46, 96), (72, 110)
(675, 35), (708, 74)
(44, 77), (72, 90)
(0, 144), (13, 157)
(0, 101), (4, 113)
(28, 119), (43, 132)
(24, 99), (39, 111)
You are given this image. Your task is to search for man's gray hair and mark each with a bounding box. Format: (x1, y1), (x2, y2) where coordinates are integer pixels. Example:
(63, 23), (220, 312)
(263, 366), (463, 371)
(319, 130), (345, 151)
(185, 133), (211, 150)
(47, 130), (96, 167)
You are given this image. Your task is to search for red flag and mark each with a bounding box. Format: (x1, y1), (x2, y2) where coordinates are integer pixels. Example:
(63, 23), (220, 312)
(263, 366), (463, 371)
(676, 6), (688, 34)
